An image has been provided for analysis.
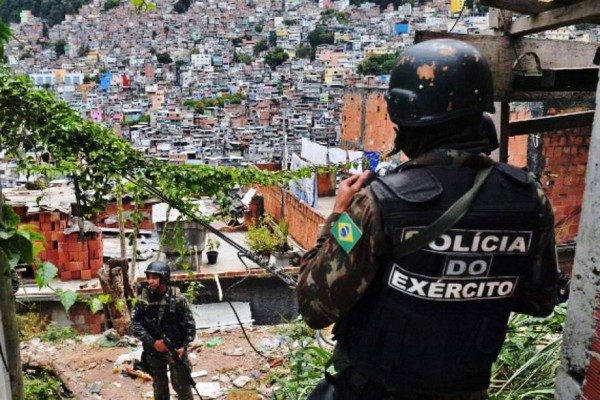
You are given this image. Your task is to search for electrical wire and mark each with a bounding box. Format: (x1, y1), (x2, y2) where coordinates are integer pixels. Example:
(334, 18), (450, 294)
(449, 0), (468, 33)
(0, 342), (9, 372)
(124, 172), (297, 287)
(126, 173), (287, 359)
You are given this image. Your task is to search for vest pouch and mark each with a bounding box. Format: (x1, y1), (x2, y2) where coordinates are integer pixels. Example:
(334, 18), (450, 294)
(459, 316), (508, 372)
(342, 303), (407, 371)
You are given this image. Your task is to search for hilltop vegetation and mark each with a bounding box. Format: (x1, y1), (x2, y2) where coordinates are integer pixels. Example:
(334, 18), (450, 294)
(0, 0), (91, 27)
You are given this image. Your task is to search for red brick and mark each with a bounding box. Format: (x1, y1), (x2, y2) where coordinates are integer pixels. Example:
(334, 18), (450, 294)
(67, 261), (84, 272)
(80, 269), (92, 281)
(90, 259), (103, 270)
(60, 271), (72, 281)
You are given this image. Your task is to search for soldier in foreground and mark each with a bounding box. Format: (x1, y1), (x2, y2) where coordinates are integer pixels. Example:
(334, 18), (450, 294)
(130, 261), (197, 400)
(297, 39), (558, 400)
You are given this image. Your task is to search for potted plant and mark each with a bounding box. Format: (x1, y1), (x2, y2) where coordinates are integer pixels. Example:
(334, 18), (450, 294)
(206, 236), (221, 264)
(245, 218), (276, 261)
(245, 216), (296, 268)
(271, 220), (297, 269)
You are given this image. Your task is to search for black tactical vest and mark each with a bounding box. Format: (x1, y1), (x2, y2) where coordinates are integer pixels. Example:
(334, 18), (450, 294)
(141, 286), (187, 347)
(335, 163), (543, 394)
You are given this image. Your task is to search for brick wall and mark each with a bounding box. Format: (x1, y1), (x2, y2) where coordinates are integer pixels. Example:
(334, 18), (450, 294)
(93, 199), (157, 230)
(68, 302), (105, 334)
(341, 88), (395, 153)
(538, 127), (591, 244)
(341, 90), (591, 246)
(58, 232), (104, 281)
(14, 209), (104, 281)
(255, 184), (325, 250)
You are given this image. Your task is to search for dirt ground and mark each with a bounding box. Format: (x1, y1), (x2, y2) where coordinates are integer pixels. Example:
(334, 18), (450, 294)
(22, 325), (292, 400)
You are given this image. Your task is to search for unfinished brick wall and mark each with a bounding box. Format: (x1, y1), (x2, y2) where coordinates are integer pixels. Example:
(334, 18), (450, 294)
(68, 302), (105, 334)
(539, 127), (591, 244)
(341, 88), (395, 153)
(256, 184), (325, 250)
(93, 199), (156, 230)
(13, 209), (104, 281)
(58, 232), (104, 281)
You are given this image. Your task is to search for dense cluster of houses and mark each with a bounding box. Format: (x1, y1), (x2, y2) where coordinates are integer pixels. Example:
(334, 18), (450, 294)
(2, 0), (599, 185)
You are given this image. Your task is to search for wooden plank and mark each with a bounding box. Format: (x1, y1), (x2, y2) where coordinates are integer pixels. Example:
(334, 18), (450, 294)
(541, 67), (599, 91)
(509, 0), (600, 36)
(509, 110), (595, 136)
(499, 102), (510, 163)
(415, 31), (599, 102)
(478, 0), (561, 14)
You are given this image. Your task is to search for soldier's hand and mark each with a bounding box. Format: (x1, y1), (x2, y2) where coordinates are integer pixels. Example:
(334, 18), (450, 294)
(153, 339), (168, 353)
(333, 171), (372, 214)
(176, 348), (185, 358)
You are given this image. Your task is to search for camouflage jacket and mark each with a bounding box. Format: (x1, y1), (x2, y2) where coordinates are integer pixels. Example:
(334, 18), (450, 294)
(130, 285), (196, 349)
(297, 149), (558, 329)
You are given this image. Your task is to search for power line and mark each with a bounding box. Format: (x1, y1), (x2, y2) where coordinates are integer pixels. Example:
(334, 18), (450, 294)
(449, 0), (468, 33)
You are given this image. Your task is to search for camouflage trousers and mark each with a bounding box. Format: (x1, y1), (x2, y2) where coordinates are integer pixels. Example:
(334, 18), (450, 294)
(144, 347), (193, 400)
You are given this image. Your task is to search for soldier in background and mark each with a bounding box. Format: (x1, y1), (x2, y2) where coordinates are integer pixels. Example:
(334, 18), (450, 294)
(297, 39), (558, 400)
(130, 261), (196, 400)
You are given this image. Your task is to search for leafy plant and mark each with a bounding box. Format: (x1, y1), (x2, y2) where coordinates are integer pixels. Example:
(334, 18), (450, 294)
(16, 311), (50, 341)
(245, 218), (276, 256)
(185, 281), (203, 303)
(269, 316), (331, 400)
(39, 322), (78, 343)
(23, 370), (72, 400)
(272, 219), (291, 252)
(489, 304), (566, 399)
(206, 236), (221, 252)
(245, 216), (291, 255)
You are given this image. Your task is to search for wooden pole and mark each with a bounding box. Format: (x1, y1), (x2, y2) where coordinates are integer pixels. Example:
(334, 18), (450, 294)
(116, 179), (126, 259)
(0, 178), (24, 399)
(99, 258), (133, 335)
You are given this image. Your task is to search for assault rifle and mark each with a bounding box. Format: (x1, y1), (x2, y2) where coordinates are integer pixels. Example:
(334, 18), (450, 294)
(146, 319), (203, 400)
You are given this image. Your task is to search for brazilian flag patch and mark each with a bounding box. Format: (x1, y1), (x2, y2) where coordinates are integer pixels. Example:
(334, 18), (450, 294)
(331, 212), (363, 254)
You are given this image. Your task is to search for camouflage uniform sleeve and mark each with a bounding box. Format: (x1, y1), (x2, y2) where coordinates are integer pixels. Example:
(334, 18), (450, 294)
(178, 295), (197, 348)
(512, 179), (559, 317)
(297, 187), (388, 329)
(130, 299), (156, 347)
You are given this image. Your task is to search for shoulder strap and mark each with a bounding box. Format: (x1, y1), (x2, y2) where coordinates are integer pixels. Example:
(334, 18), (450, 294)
(158, 286), (180, 322)
(393, 165), (494, 258)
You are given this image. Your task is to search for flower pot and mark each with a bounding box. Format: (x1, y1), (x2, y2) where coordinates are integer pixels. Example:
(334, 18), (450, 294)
(273, 250), (298, 269)
(156, 221), (207, 271)
(206, 250), (219, 264)
(156, 221), (207, 255)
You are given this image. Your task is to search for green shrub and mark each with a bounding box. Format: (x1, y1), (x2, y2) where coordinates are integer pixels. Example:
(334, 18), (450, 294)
(16, 312), (49, 341)
(269, 317), (331, 399)
(39, 323), (78, 343)
(24, 370), (72, 400)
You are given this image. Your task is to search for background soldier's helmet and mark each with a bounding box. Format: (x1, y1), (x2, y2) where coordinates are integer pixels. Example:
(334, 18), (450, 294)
(145, 261), (170, 282)
(385, 39), (495, 128)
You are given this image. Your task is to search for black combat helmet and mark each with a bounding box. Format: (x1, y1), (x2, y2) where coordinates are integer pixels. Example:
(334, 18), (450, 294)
(145, 261), (170, 283)
(386, 39), (495, 128)
(481, 112), (499, 153)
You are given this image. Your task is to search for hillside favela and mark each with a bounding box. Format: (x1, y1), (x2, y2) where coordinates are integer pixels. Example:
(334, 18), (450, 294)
(1, 0), (600, 399)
